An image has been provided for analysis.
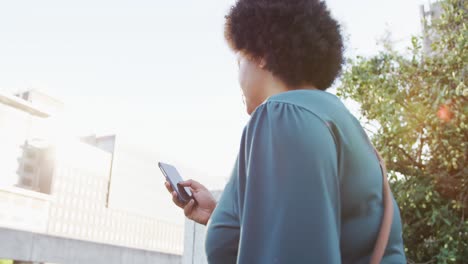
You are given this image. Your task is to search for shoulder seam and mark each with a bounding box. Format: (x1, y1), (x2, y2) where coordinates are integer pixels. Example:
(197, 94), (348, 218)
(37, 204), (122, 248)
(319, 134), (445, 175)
(264, 100), (341, 167)
(265, 100), (337, 136)
(250, 100), (340, 155)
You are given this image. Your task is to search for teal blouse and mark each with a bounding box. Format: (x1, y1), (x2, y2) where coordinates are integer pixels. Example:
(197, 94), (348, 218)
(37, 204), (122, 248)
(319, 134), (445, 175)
(205, 90), (406, 264)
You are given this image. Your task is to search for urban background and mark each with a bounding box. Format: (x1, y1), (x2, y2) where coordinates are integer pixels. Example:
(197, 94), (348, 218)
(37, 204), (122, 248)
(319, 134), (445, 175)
(0, 0), (466, 263)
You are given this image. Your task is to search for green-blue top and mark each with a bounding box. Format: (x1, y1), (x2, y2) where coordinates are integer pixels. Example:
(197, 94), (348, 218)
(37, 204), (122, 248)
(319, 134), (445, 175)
(205, 89), (406, 263)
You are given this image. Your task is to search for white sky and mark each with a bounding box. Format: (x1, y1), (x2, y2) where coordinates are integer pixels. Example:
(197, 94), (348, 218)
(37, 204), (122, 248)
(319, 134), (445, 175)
(0, 0), (430, 223)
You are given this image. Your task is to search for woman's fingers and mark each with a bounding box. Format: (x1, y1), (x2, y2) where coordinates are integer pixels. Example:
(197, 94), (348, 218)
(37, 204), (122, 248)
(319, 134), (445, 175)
(166, 182), (184, 208)
(172, 191), (186, 208)
(179, 179), (205, 191)
(165, 181), (174, 193)
(184, 199), (196, 218)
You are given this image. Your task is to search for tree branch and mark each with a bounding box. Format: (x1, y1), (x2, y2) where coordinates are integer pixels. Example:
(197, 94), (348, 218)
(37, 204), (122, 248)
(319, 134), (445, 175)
(390, 143), (426, 169)
(408, 258), (436, 264)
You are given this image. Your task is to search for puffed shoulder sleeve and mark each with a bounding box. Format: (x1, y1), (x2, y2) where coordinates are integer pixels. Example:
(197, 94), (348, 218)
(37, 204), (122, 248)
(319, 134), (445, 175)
(236, 101), (341, 264)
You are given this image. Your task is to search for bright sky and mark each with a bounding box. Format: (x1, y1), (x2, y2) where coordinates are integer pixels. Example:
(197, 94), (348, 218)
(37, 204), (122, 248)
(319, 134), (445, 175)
(0, 0), (429, 223)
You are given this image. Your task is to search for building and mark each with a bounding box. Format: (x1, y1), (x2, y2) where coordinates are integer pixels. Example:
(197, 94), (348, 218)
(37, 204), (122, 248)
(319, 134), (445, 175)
(47, 139), (183, 254)
(420, 2), (444, 55)
(0, 90), (183, 263)
(14, 90), (64, 116)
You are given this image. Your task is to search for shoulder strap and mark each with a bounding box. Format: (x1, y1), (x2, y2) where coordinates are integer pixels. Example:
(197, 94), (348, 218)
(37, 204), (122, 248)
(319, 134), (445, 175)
(369, 147), (394, 264)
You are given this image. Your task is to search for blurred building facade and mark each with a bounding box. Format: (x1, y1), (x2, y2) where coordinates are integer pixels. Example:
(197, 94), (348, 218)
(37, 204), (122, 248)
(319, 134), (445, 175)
(420, 2), (444, 55)
(0, 90), (183, 263)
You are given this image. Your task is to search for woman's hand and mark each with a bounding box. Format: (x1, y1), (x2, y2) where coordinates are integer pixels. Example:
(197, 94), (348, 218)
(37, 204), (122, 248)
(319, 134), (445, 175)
(165, 179), (217, 226)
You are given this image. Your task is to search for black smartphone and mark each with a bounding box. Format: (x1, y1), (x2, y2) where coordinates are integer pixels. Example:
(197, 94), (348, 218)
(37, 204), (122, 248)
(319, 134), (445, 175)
(158, 162), (193, 204)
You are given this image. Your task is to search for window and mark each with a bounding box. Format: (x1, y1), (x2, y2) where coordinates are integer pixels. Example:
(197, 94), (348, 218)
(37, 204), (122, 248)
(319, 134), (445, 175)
(20, 177), (32, 186)
(26, 151), (36, 159)
(56, 222), (62, 232)
(56, 209), (63, 219)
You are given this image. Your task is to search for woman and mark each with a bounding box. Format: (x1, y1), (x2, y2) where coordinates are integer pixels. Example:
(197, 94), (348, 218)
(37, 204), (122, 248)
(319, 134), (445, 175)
(165, 0), (406, 263)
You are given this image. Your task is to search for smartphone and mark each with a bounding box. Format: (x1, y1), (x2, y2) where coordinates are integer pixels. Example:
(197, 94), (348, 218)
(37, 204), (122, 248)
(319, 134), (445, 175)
(158, 162), (193, 204)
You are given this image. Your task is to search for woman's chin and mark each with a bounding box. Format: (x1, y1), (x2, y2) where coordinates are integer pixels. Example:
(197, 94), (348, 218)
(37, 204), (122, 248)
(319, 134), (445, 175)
(246, 105), (255, 116)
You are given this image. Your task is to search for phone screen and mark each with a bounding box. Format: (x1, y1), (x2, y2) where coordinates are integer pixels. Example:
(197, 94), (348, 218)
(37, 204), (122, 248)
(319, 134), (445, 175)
(158, 162), (193, 203)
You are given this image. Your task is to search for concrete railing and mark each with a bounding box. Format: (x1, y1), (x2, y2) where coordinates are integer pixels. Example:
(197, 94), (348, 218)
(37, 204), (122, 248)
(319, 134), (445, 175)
(0, 187), (51, 233)
(0, 227), (181, 264)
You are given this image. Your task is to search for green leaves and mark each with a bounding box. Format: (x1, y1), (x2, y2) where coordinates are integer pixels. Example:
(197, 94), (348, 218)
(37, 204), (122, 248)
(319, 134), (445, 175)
(337, 0), (467, 262)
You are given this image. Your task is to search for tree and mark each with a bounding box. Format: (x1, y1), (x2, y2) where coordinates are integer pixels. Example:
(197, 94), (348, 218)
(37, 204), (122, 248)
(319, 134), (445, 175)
(337, 0), (467, 262)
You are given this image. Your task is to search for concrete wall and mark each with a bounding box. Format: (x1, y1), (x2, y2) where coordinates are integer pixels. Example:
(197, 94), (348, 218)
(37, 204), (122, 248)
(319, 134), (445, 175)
(0, 227), (181, 264)
(0, 187), (51, 233)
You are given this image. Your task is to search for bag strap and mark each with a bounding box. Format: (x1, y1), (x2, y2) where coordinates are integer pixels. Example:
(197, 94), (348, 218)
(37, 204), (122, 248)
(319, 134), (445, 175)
(369, 147), (394, 264)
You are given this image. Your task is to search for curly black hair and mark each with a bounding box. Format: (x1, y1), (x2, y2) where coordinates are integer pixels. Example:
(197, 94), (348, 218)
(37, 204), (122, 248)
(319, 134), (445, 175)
(225, 0), (344, 90)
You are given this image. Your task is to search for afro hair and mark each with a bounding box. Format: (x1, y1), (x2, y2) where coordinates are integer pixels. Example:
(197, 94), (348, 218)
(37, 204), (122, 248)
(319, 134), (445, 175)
(225, 0), (344, 90)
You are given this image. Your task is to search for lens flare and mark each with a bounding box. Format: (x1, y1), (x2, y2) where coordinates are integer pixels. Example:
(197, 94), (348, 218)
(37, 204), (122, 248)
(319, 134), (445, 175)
(437, 104), (453, 122)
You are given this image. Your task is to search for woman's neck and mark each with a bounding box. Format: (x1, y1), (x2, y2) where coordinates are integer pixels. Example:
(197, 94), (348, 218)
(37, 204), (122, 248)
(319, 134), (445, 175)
(262, 74), (317, 100)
